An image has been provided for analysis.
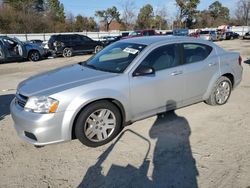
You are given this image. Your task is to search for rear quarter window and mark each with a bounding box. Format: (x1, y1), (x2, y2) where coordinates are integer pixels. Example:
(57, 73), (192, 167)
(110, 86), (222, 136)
(183, 43), (213, 64)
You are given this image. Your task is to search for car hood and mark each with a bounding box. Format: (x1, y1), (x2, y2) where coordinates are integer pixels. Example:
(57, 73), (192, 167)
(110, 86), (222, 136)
(18, 64), (117, 96)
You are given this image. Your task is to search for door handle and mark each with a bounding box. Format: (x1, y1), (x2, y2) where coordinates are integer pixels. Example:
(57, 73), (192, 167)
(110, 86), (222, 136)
(171, 71), (183, 76)
(209, 63), (216, 67)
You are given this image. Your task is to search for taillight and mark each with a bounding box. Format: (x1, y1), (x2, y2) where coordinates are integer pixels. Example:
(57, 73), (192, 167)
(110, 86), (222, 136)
(238, 56), (242, 66)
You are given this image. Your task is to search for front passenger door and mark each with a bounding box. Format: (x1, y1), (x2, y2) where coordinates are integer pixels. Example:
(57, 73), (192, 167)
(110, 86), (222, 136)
(129, 44), (185, 120)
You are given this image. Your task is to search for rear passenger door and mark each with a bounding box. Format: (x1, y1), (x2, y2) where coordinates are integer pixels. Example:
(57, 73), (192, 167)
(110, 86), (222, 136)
(130, 43), (185, 119)
(79, 36), (96, 51)
(181, 43), (219, 104)
(70, 35), (82, 51)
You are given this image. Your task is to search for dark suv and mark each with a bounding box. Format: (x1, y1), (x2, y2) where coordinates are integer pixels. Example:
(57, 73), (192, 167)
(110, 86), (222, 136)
(48, 34), (104, 57)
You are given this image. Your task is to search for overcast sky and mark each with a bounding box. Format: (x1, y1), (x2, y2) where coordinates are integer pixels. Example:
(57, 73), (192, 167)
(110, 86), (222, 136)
(59, 0), (238, 18)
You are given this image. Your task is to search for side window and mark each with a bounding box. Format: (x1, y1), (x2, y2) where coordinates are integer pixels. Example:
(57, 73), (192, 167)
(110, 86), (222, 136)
(70, 35), (78, 41)
(83, 36), (92, 42)
(148, 30), (155, 36)
(183, 43), (212, 64)
(143, 31), (151, 36)
(139, 44), (180, 71)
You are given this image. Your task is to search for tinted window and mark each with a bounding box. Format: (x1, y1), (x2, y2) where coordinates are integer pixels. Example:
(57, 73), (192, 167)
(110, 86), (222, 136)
(139, 44), (180, 71)
(183, 43), (212, 64)
(148, 30), (155, 36)
(200, 31), (210, 34)
(70, 35), (78, 41)
(82, 36), (92, 42)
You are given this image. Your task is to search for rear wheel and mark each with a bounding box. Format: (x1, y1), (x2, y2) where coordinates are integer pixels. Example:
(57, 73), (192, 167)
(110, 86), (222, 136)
(28, 50), (40, 61)
(63, 48), (73, 57)
(205, 76), (232, 106)
(75, 101), (122, 147)
(0, 48), (4, 59)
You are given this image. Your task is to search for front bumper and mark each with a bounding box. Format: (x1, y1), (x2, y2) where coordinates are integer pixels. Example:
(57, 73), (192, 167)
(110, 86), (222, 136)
(10, 99), (71, 146)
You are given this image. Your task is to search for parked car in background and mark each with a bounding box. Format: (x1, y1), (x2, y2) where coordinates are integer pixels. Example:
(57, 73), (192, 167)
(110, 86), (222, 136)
(123, 29), (158, 39)
(199, 30), (218, 41)
(11, 36), (242, 147)
(189, 32), (200, 38)
(243, 31), (250, 39)
(47, 34), (104, 57)
(99, 35), (121, 46)
(165, 31), (173, 36)
(0, 36), (45, 63)
(173, 28), (189, 36)
(217, 29), (226, 40)
(225, 32), (239, 40)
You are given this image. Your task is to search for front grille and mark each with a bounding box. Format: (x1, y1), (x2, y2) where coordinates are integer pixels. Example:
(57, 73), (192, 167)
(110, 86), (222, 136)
(16, 93), (28, 108)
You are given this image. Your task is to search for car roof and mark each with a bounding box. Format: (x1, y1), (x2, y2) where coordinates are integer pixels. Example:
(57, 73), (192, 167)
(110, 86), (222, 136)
(120, 36), (211, 46)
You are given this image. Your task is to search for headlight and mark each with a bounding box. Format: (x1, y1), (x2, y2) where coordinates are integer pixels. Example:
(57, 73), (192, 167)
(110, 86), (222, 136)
(24, 96), (59, 114)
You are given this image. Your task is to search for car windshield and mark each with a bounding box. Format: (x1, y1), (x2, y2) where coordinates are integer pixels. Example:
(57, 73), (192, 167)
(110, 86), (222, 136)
(83, 42), (146, 73)
(129, 31), (141, 36)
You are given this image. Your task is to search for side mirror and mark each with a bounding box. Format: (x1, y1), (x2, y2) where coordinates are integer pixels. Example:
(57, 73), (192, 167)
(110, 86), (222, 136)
(133, 65), (155, 77)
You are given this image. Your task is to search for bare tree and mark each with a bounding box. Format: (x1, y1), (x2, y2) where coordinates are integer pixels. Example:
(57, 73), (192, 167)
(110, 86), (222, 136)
(235, 0), (250, 26)
(155, 6), (168, 30)
(121, 0), (136, 30)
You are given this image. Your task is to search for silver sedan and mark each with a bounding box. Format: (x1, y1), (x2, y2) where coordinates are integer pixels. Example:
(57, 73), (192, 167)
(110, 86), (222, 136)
(10, 36), (243, 147)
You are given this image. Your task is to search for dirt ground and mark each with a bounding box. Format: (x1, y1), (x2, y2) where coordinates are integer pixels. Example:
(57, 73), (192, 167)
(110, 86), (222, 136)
(0, 39), (250, 188)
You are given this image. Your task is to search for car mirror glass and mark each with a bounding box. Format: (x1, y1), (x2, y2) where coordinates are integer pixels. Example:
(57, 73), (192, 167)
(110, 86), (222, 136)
(133, 65), (155, 77)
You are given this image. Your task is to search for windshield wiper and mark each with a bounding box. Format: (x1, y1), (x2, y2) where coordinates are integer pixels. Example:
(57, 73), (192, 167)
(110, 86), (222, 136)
(84, 63), (98, 70)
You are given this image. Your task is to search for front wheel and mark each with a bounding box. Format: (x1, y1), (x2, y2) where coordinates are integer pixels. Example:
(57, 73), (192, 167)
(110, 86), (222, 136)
(75, 101), (122, 147)
(205, 76), (232, 106)
(28, 50), (40, 61)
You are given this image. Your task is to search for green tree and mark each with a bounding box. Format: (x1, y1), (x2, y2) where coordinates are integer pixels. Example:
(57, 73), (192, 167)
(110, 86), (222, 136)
(135, 4), (154, 29)
(3, 0), (44, 12)
(208, 1), (230, 21)
(152, 15), (168, 30)
(45, 0), (65, 22)
(73, 15), (97, 32)
(175, 0), (200, 28)
(95, 6), (120, 31)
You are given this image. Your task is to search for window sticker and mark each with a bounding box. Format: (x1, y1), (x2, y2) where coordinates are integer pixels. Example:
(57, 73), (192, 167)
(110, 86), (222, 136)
(123, 47), (139, 54)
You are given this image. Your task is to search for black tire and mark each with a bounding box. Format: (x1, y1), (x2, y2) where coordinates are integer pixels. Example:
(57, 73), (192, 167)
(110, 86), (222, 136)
(28, 50), (41, 62)
(205, 76), (232, 106)
(0, 48), (5, 60)
(75, 101), (122, 147)
(94, 45), (103, 54)
(63, 48), (73, 57)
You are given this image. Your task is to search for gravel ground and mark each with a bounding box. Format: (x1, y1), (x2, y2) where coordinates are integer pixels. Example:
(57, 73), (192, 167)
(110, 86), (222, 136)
(0, 39), (250, 188)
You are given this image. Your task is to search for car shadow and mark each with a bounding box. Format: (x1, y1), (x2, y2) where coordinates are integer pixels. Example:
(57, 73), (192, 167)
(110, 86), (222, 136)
(0, 94), (15, 121)
(244, 59), (250, 65)
(78, 103), (198, 188)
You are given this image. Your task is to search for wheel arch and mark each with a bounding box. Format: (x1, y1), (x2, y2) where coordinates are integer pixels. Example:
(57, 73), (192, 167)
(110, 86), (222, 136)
(222, 73), (234, 88)
(203, 71), (235, 100)
(27, 49), (40, 58)
(71, 98), (126, 140)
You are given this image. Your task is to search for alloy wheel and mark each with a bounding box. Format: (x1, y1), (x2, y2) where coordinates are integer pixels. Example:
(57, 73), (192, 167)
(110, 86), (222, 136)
(84, 109), (116, 142)
(215, 81), (230, 104)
